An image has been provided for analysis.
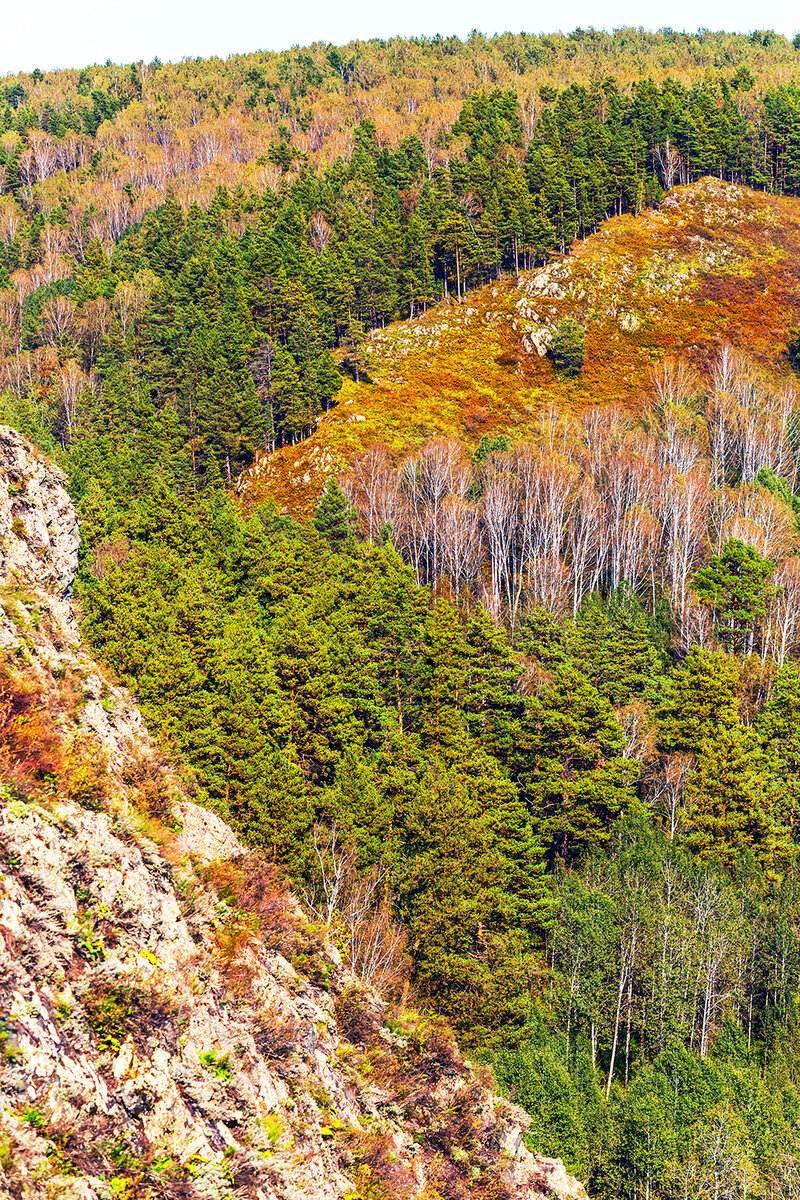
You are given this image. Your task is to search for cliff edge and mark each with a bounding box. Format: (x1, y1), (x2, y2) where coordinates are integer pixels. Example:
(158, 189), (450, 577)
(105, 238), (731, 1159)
(0, 427), (585, 1200)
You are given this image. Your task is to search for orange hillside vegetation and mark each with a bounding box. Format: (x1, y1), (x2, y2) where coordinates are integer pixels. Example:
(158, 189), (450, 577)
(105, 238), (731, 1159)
(241, 177), (800, 516)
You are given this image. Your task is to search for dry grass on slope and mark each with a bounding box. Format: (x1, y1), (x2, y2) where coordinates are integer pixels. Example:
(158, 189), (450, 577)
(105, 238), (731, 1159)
(242, 178), (800, 516)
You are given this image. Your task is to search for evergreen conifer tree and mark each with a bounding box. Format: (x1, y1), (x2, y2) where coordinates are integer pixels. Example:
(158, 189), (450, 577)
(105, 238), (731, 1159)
(313, 478), (356, 551)
(685, 725), (785, 867)
(522, 664), (637, 864)
(658, 649), (741, 756)
(464, 605), (524, 764)
(690, 539), (776, 656)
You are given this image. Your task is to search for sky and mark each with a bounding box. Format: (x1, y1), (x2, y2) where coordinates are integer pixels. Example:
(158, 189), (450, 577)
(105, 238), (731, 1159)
(3, 0), (799, 74)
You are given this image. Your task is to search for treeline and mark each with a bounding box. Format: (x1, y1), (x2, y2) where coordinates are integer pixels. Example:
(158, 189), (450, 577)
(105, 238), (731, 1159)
(8, 74), (800, 471)
(1, 29), (799, 401)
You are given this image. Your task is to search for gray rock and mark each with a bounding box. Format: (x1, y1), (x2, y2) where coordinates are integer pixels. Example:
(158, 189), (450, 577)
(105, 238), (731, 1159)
(119, 1081), (154, 1117)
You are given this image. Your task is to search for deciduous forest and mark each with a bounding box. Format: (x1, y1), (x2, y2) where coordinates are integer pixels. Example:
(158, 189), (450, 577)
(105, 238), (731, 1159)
(6, 27), (800, 1198)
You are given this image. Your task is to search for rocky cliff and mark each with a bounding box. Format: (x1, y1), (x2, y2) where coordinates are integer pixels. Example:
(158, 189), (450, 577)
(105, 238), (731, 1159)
(0, 427), (585, 1200)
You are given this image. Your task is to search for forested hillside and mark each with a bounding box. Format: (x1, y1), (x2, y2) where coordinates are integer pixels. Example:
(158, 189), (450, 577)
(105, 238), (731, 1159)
(2, 30), (800, 477)
(6, 27), (800, 1200)
(246, 177), (800, 509)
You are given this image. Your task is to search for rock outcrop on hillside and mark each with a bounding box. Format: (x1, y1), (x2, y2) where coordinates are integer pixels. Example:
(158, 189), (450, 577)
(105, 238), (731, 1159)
(0, 427), (586, 1200)
(242, 178), (800, 516)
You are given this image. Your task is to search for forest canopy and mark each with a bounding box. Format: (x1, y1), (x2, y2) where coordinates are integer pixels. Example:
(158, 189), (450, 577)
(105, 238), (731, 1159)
(5, 28), (800, 1200)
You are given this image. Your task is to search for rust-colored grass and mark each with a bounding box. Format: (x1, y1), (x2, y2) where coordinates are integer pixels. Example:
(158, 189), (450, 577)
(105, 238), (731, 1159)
(241, 178), (800, 517)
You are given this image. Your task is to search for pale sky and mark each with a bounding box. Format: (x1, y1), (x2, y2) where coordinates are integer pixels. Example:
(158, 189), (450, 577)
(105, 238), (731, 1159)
(3, 0), (799, 74)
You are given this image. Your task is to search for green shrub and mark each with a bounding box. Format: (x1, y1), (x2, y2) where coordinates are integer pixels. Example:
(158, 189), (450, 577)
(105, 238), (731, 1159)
(788, 327), (800, 372)
(549, 318), (586, 376)
(198, 1049), (232, 1081)
(83, 982), (174, 1053)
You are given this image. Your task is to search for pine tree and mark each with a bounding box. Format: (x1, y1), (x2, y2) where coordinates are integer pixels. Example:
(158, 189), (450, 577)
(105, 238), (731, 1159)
(204, 451), (225, 493)
(658, 649), (741, 757)
(690, 539), (776, 656)
(343, 316), (367, 381)
(320, 749), (396, 870)
(464, 604), (524, 764)
(313, 478), (357, 552)
(315, 350), (343, 411)
(79, 475), (114, 549)
(515, 607), (573, 673)
(359, 543), (429, 736)
(570, 587), (664, 707)
(523, 664), (638, 864)
(399, 739), (550, 1042)
(418, 600), (469, 757)
(685, 725), (785, 867)
(269, 599), (352, 783)
(228, 747), (314, 870)
(549, 317), (586, 376)
(758, 663), (800, 836)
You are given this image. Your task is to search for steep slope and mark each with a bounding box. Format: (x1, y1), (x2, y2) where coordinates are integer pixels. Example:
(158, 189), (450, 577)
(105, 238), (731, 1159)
(243, 177), (800, 514)
(0, 429), (584, 1200)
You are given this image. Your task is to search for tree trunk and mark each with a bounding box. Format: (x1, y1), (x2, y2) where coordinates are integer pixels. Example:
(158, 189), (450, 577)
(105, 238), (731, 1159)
(606, 950), (628, 1099)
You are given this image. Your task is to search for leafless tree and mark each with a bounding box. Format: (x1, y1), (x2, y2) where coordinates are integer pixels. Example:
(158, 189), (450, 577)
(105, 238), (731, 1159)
(566, 477), (605, 615)
(579, 402), (628, 486)
(343, 445), (398, 542)
(56, 359), (90, 445)
(766, 1154), (800, 1200)
(0, 203), (21, 246)
(657, 465), (711, 618)
(482, 460), (520, 618)
(309, 211), (333, 255)
(655, 136), (683, 188)
(401, 439), (467, 590)
(440, 494), (481, 605)
(651, 357), (698, 408)
(648, 755), (694, 840)
(41, 295), (77, 346)
(0, 287), (20, 349)
(303, 825), (408, 995)
(732, 485), (797, 561)
(617, 701), (652, 762)
(762, 557), (800, 665)
(28, 130), (57, 181)
(80, 298), (111, 366)
(602, 452), (660, 592)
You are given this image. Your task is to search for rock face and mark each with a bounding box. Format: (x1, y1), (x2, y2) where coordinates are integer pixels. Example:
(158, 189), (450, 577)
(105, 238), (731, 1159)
(0, 426), (80, 600)
(0, 427), (586, 1200)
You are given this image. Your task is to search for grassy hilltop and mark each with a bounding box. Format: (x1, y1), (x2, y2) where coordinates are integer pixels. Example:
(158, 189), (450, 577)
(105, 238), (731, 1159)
(244, 177), (800, 512)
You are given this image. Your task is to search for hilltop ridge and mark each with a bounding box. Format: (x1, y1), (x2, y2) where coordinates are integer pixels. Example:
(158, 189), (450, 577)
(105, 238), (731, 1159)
(242, 178), (800, 513)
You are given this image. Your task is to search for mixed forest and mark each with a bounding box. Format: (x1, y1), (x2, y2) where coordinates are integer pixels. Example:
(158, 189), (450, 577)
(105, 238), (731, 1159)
(3, 29), (800, 456)
(7, 27), (800, 1200)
